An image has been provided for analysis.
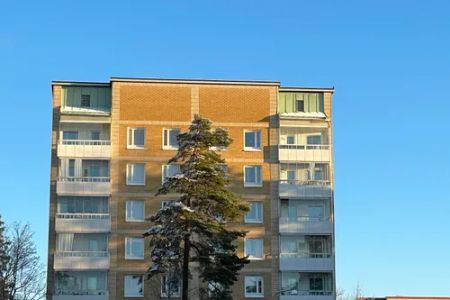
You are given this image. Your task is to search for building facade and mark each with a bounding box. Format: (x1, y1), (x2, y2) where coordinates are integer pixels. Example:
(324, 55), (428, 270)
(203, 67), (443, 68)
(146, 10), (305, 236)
(47, 77), (335, 300)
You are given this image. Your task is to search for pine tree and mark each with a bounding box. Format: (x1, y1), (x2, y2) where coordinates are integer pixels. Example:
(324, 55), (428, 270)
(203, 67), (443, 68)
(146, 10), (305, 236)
(144, 115), (249, 300)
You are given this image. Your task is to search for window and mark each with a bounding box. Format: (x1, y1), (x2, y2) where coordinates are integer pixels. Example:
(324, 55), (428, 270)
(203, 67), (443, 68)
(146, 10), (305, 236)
(218, 164), (228, 173)
(91, 131), (100, 141)
(127, 128), (145, 149)
(308, 206), (324, 221)
(208, 281), (224, 297)
(125, 237), (144, 259)
(161, 274), (180, 297)
(287, 170), (296, 182)
(286, 135), (295, 145)
(296, 99), (304, 112)
(126, 200), (145, 222)
(161, 200), (175, 208)
(124, 275), (143, 297)
(81, 94), (91, 108)
(63, 131), (78, 140)
(307, 135), (322, 145)
(162, 164), (181, 183)
(245, 276), (263, 297)
(310, 276), (324, 291)
(245, 238), (264, 260)
(163, 128), (180, 149)
(126, 163), (145, 185)
(244, 130), (261, 150)
(244, 166), (262, 187)
(68, 159), (75, 177)
(245, 202), (263, 223)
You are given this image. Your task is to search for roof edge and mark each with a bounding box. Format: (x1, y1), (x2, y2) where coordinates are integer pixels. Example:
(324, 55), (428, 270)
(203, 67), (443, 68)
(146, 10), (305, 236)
(110, 77), (280, 86)
(280, 86), (335, 93)
(52, 81), (110, 87)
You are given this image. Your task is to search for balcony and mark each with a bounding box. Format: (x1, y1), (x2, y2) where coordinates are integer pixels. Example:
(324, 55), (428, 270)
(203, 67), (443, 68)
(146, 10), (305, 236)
(279, 180), (332, 198)
(53, 295), (108, 300)
(54, 251), (109, 271)
(280, 217), (332, 234)
(56, 177), (110, 196)
(61, 106), (110, 116)
(57, 140), (111, 158)
(279, 145), (330, 162)
(280, 294), (334, 300)
(55, 214), (110, 233)
(280, 255), (334, 271)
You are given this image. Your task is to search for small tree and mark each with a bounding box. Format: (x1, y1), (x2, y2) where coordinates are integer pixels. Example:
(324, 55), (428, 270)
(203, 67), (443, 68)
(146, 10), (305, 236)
(145, 115), (249, 300)
(4, 223), (46, 300)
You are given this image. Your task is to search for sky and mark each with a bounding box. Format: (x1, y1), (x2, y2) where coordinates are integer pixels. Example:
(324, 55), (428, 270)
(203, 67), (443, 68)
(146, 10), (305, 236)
(1, 0), (450, 296)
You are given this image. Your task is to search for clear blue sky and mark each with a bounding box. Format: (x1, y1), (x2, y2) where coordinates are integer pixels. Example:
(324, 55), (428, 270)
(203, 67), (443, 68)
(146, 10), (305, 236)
(1, 0), (450, 296)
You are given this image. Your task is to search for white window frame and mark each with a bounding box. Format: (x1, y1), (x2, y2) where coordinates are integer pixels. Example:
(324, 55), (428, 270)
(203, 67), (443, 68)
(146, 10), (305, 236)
(244, 202), (263, 224)
(125, 200), (145, 222)
(162, 164), (181, 184)
(244, 276), (264, 298)
(243, 130), (262, 151)
(127, 127), (146, 149)
(244, 238), (264, 260)
(244, 165), (263, 187)
(125, 237), (144, 260)
(161, 274), (181, 297)
(124, 275), (144, 297)
(126, 163), (145, 186)
(162, 128), (181, 150)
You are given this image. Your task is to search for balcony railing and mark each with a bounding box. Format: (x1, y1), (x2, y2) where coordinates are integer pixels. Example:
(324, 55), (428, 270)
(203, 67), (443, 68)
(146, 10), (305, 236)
(54, 290), (108, 296)
(56, 177), (111, 196)
(59, 177), (110, 182)
(61, 105), (111, 116)
(279, 144), (330, 162)
(56, 213), (109, 220)
(54, 252), (110, 270)
(280, 252), (331, 258)
(281, 290), (334, 296)
(280, 254), (334, 271)
(279, 180), (332, 198)
(61, 140), (111, 145)
(56, 251), (108, 257)
(279, 217), (332, 234)
(55, 214), (111, 233)
(57, 140), (111, 158)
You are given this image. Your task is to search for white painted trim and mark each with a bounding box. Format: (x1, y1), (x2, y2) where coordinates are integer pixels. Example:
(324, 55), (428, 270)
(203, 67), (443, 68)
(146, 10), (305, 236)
(243, 165), (263, 187)
(126, 127), (146, 150)
(243, 129), (262, 151)
(162, 128), (181, 150)
(126, 163), (146, 186)
(244, 201), (263, 224)
(244, 275), (264, 298)
(244, 238), (264, 261)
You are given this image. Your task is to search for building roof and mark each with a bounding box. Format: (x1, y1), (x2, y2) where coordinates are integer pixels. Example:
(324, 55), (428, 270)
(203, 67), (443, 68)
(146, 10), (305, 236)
(51, 77), (334, 91)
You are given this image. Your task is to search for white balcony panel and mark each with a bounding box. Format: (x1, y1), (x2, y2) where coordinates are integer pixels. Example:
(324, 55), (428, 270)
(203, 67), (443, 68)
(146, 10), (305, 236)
(55, 214), (110, 233)
(53, 295), (108, 300)
(280, 256), (334, 271)
(280, 218), (332, 234)
(281, 295), (335, 300)
(61, 106), (110, 116)
(57, 142), (111, 158)
(57, 179), (110, 196)
(279, 146), (330, 162)
(54, 253), (109, 271)
(279, 181), (332, 198)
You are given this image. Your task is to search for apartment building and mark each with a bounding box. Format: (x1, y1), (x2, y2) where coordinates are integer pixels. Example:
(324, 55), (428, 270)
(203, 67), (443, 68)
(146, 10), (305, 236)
(47, 77), (335, 300)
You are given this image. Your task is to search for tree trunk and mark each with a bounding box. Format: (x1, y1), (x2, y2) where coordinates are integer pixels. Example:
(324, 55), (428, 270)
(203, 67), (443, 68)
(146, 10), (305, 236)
(182, 234), (190, 300)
